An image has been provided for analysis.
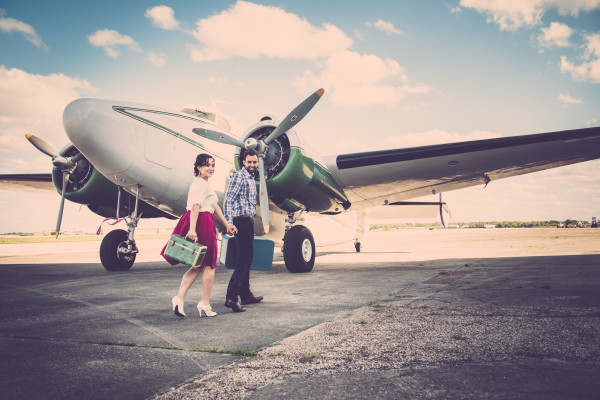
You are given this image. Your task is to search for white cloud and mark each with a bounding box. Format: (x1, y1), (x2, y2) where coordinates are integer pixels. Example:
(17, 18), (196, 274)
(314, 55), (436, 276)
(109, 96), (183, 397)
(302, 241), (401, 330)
(293, 50), (430, 108)
(558, 93), (583, 107)
(560, 32), (600, 82)
(460, 0), (547, 31)
(459, 0), (600, 31)
(146, 51), (167, 66)
(189, 0), (352, 62)
(88, 29), (141, 59)
(187, 1), (428, 109)
(0, 9), (48, 50)
(0, 66), (95, 164)
(145, 5), (180, 30)
(537, 22), (573, 48)
(365, 19), (403, 35)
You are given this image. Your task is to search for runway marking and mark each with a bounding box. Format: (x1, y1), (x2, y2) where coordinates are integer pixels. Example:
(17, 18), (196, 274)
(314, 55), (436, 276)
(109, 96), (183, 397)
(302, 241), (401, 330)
(0, 281), (206, 369)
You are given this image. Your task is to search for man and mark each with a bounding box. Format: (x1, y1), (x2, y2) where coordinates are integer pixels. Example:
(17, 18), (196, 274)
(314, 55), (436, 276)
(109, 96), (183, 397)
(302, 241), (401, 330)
(222, 151), (264, 312)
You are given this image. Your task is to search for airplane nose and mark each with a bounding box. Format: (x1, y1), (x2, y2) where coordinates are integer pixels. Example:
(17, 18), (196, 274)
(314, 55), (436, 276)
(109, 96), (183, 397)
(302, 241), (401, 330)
(63, 98), (135, 174)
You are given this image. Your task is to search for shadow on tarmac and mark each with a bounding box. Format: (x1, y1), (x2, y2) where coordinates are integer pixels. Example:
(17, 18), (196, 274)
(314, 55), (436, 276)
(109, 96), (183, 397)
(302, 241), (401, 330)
(1, 252), (599, 399)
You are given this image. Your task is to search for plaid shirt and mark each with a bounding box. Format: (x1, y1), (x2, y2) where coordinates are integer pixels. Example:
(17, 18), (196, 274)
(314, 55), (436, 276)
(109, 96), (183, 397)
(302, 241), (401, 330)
(223, 167), (257, 225)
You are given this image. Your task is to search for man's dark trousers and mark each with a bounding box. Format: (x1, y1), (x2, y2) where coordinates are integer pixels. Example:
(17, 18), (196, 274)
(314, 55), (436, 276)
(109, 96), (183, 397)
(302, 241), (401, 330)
(226, 216), (254, 302)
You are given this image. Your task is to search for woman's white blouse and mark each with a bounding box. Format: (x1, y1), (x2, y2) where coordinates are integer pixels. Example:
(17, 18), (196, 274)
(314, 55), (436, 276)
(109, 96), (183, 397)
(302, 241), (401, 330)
(186, 177), (218, 213)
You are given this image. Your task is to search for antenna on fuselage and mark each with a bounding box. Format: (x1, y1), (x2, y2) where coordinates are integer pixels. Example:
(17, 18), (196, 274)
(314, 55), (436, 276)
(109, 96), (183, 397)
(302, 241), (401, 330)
(207, 98), (234, 111)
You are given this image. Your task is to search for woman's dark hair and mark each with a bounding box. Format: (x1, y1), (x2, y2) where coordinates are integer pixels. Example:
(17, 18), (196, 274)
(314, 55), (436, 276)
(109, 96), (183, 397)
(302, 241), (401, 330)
(194, 153), (214, 176)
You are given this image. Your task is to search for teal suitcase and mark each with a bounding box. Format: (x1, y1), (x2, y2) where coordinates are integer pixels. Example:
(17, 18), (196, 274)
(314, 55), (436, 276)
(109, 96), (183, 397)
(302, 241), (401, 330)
(164, 235), (207, 267)
(219, 235), (274, 271)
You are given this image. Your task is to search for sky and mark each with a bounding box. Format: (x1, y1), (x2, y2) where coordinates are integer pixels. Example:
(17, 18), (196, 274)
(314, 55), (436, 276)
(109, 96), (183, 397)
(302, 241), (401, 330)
(0, 0), (599, 233)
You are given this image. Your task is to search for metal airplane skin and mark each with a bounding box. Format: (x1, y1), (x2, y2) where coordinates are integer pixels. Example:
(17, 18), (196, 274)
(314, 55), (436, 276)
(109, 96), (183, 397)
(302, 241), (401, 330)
(1, 89), (600, 272)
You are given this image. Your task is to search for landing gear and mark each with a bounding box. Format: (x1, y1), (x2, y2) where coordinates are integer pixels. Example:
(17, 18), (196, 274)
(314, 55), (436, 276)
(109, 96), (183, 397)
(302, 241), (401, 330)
(354, 241), (361, 252)
(282, 210), (315, 273)
(100, 229), (136, 271)
(99, 185), (140, 271)
(283, 225), (315, 273)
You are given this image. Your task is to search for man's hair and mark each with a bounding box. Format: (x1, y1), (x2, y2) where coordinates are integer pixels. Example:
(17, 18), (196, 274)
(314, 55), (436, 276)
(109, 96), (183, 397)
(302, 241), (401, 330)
(243, 150), (258, 161)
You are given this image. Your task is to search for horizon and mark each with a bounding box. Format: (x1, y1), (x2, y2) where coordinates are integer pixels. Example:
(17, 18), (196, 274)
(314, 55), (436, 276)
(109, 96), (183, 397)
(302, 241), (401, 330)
(1, 1), (599, 233)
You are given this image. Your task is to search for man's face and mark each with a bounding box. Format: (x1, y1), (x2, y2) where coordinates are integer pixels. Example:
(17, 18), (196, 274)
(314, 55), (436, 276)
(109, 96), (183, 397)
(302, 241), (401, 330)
(243, 155), (259, 175)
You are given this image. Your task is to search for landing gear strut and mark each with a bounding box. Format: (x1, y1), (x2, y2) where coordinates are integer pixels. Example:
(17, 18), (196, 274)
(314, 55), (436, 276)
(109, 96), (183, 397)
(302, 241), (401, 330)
(99, 186), (140, 271)
(282, 210), (315, 273)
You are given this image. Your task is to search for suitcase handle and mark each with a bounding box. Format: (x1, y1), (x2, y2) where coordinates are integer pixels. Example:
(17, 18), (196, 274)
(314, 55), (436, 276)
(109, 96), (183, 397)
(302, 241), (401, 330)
(169, 240), (198, 254)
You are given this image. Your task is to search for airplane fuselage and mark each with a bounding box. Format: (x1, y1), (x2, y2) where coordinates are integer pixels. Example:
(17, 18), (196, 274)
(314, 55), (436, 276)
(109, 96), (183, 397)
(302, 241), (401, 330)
(63, 99), (237, 218)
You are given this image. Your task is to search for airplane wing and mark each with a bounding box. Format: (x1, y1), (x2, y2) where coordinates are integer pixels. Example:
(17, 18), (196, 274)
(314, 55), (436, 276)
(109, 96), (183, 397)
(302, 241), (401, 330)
(0, 173), (55, 192)
(325, 127), (600, 209)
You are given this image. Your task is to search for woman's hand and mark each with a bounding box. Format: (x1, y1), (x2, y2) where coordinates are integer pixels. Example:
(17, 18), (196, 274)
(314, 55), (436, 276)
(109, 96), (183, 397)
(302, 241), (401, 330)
(226, 225), (237, 236)
(186, 232), (198, 242)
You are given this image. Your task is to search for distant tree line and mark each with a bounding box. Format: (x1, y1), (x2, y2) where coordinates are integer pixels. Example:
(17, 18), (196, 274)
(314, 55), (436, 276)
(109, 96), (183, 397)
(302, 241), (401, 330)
(370, 219), (592, 230)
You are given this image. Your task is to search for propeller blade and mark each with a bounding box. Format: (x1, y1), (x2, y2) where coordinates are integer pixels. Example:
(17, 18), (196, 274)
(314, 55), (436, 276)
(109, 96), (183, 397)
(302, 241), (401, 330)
(25, 133), (58, 157)
(257, 158), (270, 234)
(192, 128), (245, 147)
(263, 88), (324, 146)
(55, 171), (69, 238)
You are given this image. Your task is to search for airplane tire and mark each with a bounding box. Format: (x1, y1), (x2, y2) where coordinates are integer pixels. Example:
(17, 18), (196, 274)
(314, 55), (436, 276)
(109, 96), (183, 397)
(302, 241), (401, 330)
(100, 229), (136, 271)
(283, 225), (315, 273)
(355, 242), (361, 252)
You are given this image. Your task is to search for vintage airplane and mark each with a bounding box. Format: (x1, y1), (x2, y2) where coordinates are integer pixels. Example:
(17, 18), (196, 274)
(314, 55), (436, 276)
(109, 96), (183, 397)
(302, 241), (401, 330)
(1, 88), (599, 272)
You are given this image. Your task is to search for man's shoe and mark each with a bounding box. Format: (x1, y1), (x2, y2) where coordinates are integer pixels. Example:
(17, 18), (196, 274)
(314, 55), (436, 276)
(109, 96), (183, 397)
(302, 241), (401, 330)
(224, 299), (246, 312)
(241, 295), (263, 305)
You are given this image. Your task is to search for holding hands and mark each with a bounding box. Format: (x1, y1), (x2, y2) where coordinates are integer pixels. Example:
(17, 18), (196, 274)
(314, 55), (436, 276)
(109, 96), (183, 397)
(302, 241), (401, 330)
(226, 224), (238, 236)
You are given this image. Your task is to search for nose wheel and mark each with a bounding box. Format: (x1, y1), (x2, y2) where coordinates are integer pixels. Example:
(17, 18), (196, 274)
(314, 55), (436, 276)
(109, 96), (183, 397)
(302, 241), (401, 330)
(99, 185), (141, 271)
(100, 229), (137, 271)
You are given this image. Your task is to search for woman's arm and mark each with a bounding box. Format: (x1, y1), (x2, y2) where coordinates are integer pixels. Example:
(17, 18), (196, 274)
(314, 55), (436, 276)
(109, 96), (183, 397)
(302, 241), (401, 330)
(215, 205), (237, 235)
(186, 203), (200, 241)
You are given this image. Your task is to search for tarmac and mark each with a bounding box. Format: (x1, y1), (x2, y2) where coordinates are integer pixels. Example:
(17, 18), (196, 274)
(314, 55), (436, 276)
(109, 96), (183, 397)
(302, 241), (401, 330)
(0, 228), (599, 399)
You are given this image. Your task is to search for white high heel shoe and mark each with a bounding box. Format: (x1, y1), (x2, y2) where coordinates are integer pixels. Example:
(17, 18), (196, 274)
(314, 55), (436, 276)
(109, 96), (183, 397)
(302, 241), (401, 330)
(197, 301), (217, 317)
(172, 296), (186, 317)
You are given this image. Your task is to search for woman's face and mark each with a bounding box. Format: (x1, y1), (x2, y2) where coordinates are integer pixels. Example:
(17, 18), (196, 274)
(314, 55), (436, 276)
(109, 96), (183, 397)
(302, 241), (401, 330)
(197, 158), (215, 179)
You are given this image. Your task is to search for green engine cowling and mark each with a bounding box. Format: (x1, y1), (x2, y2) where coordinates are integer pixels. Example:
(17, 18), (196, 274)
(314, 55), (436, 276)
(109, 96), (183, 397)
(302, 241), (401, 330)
(235, 123), (350, 214)
(52, 144), (173, 219)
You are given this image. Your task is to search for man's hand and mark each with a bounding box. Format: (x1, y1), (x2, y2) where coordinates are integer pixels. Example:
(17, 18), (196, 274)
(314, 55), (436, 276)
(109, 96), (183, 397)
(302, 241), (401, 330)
(226, 225), (238, 236)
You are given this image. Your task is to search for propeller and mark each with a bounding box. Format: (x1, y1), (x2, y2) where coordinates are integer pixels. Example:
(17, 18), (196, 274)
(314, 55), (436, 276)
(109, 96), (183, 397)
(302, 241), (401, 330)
(25, 133), (57, 157)
(263, 88), (324, 146)
(191, 128), (245, 147)
(257, 158), (270, 233)
(25, 133), (83, 237)
(193, 88), (325, 232)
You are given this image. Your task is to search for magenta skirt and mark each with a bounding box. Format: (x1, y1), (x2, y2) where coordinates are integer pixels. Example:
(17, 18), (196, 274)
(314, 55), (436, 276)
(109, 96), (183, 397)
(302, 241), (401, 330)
(160, 211), (218, 269)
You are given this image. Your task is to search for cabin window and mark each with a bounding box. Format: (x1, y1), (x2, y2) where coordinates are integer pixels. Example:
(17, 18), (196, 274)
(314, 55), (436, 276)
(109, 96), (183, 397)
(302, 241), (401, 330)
(181, 107), (231, 132)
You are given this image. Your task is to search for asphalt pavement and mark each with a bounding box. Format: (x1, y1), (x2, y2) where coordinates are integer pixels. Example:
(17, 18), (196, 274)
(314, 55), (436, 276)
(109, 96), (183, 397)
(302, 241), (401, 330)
(0, 229), (599, 399)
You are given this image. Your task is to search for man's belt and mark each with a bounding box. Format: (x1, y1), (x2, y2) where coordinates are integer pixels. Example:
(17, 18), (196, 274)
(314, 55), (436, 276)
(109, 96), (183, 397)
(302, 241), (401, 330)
(233, 215), (254, 220)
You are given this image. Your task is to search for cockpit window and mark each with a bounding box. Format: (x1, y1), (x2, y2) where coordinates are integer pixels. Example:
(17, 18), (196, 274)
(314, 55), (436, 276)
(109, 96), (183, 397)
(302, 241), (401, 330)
(181, 107), (231, 132)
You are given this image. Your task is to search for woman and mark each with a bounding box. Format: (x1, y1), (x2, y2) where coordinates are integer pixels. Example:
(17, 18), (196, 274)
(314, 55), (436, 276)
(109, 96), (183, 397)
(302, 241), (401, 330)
(161, 153), (237, 318)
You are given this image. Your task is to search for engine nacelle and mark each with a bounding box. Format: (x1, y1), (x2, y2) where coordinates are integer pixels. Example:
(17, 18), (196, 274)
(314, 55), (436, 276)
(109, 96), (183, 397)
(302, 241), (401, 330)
(51, 144), (173, 219)
(235, 121), (350, 214)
